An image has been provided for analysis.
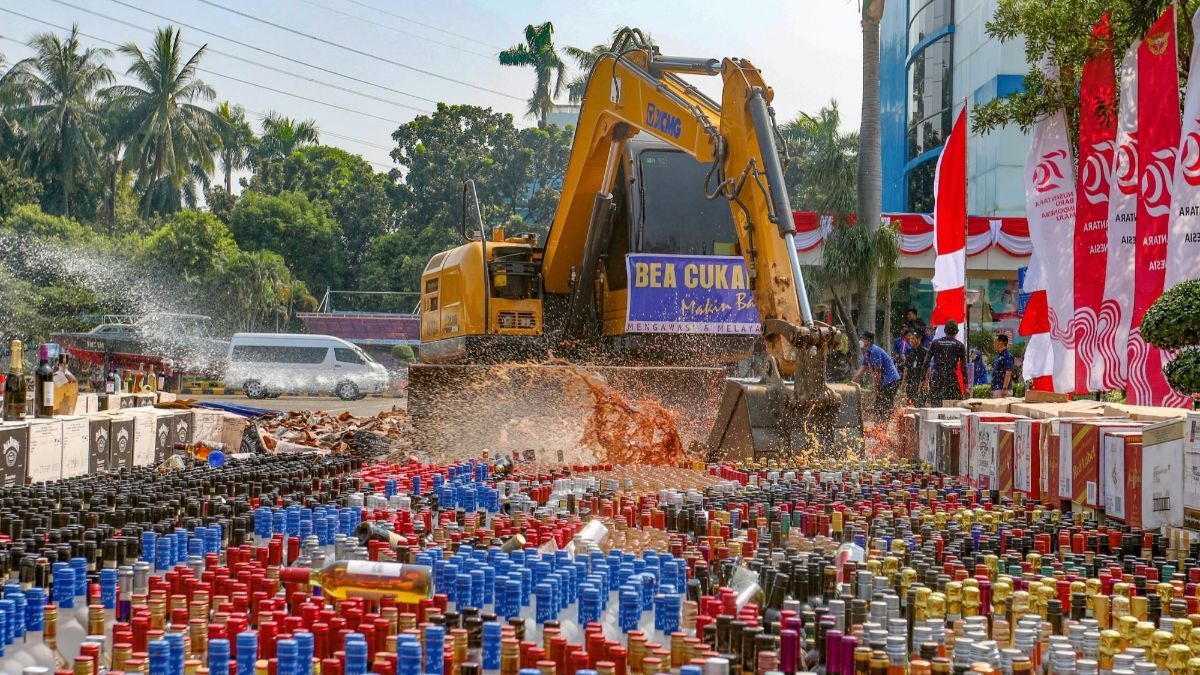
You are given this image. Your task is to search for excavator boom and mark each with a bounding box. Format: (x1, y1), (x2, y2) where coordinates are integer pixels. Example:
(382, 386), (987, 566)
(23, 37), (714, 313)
(409, 34), (862, 461)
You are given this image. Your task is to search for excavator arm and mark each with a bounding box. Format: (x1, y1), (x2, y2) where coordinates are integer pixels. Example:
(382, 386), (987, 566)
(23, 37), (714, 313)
(540, 41), (845, 414)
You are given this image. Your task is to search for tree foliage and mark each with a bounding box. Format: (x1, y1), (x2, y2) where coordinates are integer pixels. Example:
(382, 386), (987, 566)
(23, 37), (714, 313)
(499, 22), (567, 125)
(227, 190), (343, 294)
(563, 27), (655, 103)
(1142, 280), (1200, 395)
(973, 0), (1194, 137)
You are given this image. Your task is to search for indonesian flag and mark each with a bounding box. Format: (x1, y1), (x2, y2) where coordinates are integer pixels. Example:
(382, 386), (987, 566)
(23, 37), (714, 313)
(930, 106), (968, 342)
(1089, 40), (1139, 393)
(1019, 249), (1054, 391)
(1129, 5), (1181, 406)
(1168, 8), (1200, 290)
(1073, 15), (1116, 393)
(1024, 54), (1077, 394)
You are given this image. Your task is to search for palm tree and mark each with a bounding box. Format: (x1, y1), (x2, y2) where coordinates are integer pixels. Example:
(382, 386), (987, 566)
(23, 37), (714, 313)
(104, 27), (222, 217)
(0, 26), (113, 217)
(563, 27), (654, 104)
(214, 101), (255, 192)
(499, 22), (567, 126)
(782, 102), (857, 217)
(858, 0), (885, 337)
(254, 111), (318, 162)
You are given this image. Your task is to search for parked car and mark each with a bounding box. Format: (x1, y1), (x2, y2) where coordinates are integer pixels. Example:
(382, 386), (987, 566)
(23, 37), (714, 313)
(224, 333), (389, 400)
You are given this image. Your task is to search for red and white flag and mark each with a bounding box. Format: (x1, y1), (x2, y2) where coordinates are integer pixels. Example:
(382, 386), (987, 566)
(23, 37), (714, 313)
(1019, 249), (1054, 391)
(1024, 55), (1076, 394)
(1168, 8), (1200, 290)
(1089, 40), (1139, 393)
(930, 106), (968, 342)
(1073, 15), (1116, 393)
(1130, 5), (1181, 406)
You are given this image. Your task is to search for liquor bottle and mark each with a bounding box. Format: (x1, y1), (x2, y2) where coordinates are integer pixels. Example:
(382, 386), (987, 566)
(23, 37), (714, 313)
(143, 362), (155, 392)
(3, 339), (26, 421)
(279, 560), (434, 603)
(123, 369), (133, 393)
(104, 366), (117, 395)
(33, 345), (54, 418)
(133, 364), (145, 393)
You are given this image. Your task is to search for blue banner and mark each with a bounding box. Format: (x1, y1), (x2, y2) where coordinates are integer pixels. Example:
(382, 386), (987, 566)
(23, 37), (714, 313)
(1017, 266), (1031, 315)
(624, 254), (761, 334)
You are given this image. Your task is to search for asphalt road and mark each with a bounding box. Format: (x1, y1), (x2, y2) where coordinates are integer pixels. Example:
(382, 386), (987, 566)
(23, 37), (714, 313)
(190, 394), (404, 417)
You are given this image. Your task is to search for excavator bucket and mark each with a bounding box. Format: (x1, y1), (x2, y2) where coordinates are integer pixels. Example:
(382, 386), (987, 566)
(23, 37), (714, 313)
(407, 363), (728, 460)
(706, 379), (863, 461)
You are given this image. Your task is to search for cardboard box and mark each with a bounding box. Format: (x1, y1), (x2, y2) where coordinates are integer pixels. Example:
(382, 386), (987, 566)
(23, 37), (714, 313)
(118, 394), (138, 409)
(1121, 419), (1185, 529)
(901, 412), (918, 461)
(935, 420), (961, 475)
(192, 409), (222, 445)
(171, 411), (193, 452)
(156, 391), (177, 404)
(963, 413), (1025, 485)
(0, 423), (29, 488)
(26, 418), (63, 484)
(88, 417), (111, 473)
(1103, 403), (1190, 422)
(1058, 419), (1143, 507)
(1041, 418), (1064, 508)
(108, 415), (134, 469)
(1186, 411), (1200, 454)
(1103, 430), (1142, 521)
(128, 413), (155, 466)
(71, 393), (98, 416)
(997, 425), (1015, 498)
(1025, 390), (1072, 403)
(918, 408), (966, 466)
(1013, 419), (1045, 500)
(136, 394), (156, 407)
(60, 416), (88, 479)
(1010, 400), (1108, 419)
(99, 394), (121, 411)
(219, 413), (248, 451)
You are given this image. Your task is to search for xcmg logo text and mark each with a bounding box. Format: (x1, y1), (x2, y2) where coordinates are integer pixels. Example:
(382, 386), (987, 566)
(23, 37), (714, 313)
(646, 103), (682, 139)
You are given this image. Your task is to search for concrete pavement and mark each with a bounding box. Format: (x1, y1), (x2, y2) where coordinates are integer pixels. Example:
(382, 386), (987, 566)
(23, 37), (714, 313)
(188, 394), (405, 417)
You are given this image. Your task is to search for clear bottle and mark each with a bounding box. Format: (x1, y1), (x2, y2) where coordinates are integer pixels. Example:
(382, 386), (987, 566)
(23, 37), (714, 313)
(278, 560), (433, 603)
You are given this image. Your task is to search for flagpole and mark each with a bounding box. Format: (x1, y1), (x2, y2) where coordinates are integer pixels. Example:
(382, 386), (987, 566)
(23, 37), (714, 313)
(963, 99), (970, 345)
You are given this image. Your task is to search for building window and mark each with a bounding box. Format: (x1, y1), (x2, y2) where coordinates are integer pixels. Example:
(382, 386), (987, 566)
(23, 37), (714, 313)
(906, 158), (937, 213)
(908, 0), (952, 47)
(906, 36), (953, 162)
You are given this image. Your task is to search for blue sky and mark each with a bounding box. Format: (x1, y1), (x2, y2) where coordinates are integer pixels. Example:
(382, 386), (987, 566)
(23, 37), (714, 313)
(0, 0), (864, 176)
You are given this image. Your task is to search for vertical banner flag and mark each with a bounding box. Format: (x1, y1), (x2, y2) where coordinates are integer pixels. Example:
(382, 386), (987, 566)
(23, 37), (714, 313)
(1090, 40), (1140, 392)
(1018, 248), (1055, 391)
(930, 107), (968, 342)
(1168, 8), (1200, 290)
(1130, 5), (1181, 406)
(1024, 54), (1077, 394)
(1074, 15), (1117, 393)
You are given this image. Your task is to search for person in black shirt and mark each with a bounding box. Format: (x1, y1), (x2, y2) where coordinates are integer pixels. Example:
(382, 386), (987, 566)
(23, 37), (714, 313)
(899, 329), (929, 406)
(921, 319), (968, 405)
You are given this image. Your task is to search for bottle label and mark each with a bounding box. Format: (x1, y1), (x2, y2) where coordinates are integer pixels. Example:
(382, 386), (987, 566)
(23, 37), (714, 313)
(346, 560), (404, 578)
(42, 382), (54, 407)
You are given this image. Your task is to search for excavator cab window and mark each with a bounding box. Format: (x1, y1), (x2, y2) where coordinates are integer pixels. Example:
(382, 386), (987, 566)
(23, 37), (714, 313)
(636, 150), (738, 256)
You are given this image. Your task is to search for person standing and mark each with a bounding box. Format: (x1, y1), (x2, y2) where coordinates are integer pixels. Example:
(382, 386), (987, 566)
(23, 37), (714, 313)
(852, 331), (901, 420)
(900, 329), (929, 406)
(990, 334), (1015, 397)
(969, 349), (990, 388)
(921, 319), (968, 405)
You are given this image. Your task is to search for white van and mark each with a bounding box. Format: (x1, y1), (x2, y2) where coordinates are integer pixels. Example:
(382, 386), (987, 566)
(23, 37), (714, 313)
(224, 333), (389, 400)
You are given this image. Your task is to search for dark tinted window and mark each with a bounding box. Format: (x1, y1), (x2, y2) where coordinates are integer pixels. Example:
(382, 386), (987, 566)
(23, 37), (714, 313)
(334, 348), (364, 364)
(906, 158), (937, 212)
(637, 150), (738, 255)
(231, 345), (329, 364)
(907, 36), (953, 160)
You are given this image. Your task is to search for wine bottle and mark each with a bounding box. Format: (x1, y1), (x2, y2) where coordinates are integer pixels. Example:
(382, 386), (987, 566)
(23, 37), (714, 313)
(33, 345), (54, 418)
(3, 340), (26, 421)
(278, 560), (433, 603)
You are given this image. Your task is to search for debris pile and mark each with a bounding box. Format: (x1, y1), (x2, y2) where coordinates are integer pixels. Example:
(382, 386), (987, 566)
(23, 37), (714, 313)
(253, 407), (415, 456)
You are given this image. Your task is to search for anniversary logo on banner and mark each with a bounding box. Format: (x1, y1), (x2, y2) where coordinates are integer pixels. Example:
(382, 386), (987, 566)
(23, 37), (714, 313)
(624, 254), (761, 334)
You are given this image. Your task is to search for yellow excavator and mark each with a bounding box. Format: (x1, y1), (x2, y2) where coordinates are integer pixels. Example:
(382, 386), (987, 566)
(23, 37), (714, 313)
(409, 31), (862, 459)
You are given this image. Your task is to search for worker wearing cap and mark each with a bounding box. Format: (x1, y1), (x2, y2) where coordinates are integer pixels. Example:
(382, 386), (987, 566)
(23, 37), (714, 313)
(852, 331), (901, 420)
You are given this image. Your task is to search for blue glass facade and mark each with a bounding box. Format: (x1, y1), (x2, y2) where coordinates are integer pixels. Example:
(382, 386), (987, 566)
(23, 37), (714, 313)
(880, 0), (955, 212)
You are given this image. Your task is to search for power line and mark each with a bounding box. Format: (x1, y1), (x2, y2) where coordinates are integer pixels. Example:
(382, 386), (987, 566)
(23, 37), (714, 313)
(341, 0), (505, 51)
(192, 0), (524, 102)
(292, 0), (495, 60)
(0, 8), (409, 125)
(104, 0), (439, 106)
(47, 0), (431, 116)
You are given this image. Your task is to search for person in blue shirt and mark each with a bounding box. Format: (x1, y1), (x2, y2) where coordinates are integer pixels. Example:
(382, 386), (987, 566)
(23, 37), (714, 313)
(969, 349), (990, 388)
(852, 331), (901, 420)
(991, 333), (1015, 397)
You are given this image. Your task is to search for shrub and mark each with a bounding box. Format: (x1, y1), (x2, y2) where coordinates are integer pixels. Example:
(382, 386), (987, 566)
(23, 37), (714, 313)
(1143, 280), (1200, 396)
